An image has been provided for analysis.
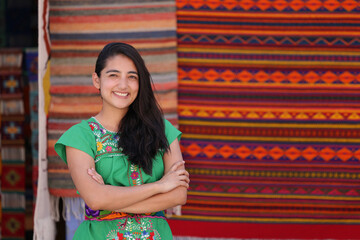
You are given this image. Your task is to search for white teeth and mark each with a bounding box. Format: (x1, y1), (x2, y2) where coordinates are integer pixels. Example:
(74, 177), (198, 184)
(114, 92), (128, 97)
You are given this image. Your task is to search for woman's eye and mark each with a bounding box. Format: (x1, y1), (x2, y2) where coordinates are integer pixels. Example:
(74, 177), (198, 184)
(129, 75), (138, 80)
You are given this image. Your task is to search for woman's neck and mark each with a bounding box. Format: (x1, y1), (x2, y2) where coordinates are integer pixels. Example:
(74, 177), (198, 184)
(94, 108), (127, 132)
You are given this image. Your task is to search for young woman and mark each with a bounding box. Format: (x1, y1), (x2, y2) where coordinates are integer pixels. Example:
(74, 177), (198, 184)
(55, 42), (189, 239)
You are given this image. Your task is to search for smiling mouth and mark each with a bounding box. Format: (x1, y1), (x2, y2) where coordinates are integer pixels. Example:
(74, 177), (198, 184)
(114, 92), (129, 97)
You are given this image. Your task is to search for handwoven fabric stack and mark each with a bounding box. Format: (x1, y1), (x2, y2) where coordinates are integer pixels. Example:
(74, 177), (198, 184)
(0, 49), (25, 239)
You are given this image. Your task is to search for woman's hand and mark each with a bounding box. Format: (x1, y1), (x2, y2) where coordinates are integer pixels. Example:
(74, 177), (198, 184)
(87, 168), (104, 185)
(157, 161), (190, 193)
(87, 161), (190, 194)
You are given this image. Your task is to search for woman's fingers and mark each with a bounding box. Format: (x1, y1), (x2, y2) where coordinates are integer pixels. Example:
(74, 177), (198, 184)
(87, 168), (104, 185)
(170, 161), (185, 171)
(178, 174), (190, 183)
(179, 178), (190, 188)
(174, 168), (190, 184)
(175, 169), (189, 177)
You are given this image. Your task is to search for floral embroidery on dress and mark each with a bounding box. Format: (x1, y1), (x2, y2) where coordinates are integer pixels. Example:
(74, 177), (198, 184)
(129, 163), (143, 186)
(131, 171), (139, 180)
(88, 120), (124, 163)
(106, 146), (112, 152)
(97, 142), (103, 151)
(87, 118), (164, 239)
(105, 217), (161, 240)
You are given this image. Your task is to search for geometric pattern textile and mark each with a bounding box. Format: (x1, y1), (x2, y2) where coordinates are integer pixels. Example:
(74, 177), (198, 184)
(0, 49), (25, 240)
(24, 48), (38, 198)
(24, 48), (38, 236)
(47, 0), (178, 198)
(172, 0), (360, 239)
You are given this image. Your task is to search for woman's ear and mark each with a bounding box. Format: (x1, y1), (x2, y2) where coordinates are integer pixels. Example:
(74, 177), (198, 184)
(92, 72), (100, 90)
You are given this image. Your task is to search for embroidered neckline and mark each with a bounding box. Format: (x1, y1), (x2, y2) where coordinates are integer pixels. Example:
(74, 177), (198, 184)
(91, 116), (118, 134)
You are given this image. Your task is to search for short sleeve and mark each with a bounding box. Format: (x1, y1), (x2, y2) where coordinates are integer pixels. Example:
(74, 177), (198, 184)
(54, 121), (96, 165)
(164, 119), (182, 145)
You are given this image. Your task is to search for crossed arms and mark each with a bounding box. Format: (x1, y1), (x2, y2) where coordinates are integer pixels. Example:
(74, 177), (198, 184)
(66, 138), (190, 214)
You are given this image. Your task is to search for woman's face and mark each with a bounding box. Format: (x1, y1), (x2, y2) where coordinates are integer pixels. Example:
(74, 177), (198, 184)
(93, 54), (139, 113)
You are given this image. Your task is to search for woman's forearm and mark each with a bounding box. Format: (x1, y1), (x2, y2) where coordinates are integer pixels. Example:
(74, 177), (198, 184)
(84, 161), (188, 211)
(83, 181), (163, 211)
(84, 160), (189, 212)
(116, 186), (187, 214)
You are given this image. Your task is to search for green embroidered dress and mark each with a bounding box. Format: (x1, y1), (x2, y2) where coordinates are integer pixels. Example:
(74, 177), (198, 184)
(55, 117), (181, 240)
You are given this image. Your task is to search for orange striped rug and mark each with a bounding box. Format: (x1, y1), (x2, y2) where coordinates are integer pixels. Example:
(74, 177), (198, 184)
(46, 0), (178, 197)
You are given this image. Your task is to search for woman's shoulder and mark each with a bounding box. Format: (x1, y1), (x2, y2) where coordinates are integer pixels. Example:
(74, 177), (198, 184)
(163, 118), (174, 128)
(69, 118), (94, 132)
(163, 118), (182, 143)
(55, 118), (97, 164)
(163, 118), (179, 131)
(57, 118), (96, 143)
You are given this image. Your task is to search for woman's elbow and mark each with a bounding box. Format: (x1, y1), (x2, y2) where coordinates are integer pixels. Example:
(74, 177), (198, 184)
(81, 192), (106, 211)
(177, 194), (187, 205)
(83, 198), (101, 211)
(174, 187), (188, 205)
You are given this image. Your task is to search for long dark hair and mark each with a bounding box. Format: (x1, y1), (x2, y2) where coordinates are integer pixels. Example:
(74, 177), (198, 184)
(95, 42), (169, 175)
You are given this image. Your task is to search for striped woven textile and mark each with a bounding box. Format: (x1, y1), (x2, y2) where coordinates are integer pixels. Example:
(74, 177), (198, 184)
(47, 0), (178, 197)
(24, 48), (38, 236)
(171, 0), (360, 239)
(0, 49), (26, 239)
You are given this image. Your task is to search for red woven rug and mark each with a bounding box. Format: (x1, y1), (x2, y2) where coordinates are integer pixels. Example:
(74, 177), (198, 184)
(173, 0), (360, 239)
(0, 49), (26, 239)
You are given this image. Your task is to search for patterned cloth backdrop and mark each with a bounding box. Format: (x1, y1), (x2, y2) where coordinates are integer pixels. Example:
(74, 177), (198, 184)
(46, 0), (178, 238)
(24, 48), (38, 236)
(169, 0), (360, 239)
(0, 49), (26, 239)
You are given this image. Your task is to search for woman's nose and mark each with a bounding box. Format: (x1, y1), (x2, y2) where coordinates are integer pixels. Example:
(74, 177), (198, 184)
(117, 75), (128, 88)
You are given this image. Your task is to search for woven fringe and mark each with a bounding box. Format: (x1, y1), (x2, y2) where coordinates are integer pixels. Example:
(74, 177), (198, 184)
(50, 196), (85, 222)
(33, 216), (56, 240)
(63, 197), (85, 221)
(166, 205), (182, 218)
(2, 192), (26, 209)
(50, 195), (60, 222)
(63, 197), (85, 240)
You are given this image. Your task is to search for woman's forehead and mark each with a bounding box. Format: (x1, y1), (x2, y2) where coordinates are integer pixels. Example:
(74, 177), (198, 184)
(103, 54), (137, 70)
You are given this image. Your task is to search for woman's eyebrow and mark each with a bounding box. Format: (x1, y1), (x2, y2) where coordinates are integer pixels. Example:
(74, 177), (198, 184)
(105, 69), (120, 74)
(105, 70), (138, 75)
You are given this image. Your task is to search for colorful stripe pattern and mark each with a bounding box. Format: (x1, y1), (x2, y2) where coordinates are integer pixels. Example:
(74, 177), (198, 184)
(175, 0), (360, 237)
(47, 0), (178, 196)
(0, 49), (26, 239)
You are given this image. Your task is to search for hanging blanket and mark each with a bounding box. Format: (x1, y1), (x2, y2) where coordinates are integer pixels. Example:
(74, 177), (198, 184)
(171, 0), (360, 239)
(46, 0), (178, 199)
(0, 49), (26, 240)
